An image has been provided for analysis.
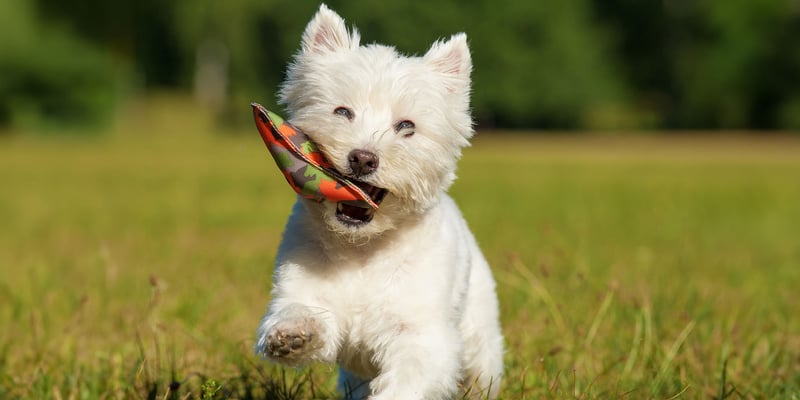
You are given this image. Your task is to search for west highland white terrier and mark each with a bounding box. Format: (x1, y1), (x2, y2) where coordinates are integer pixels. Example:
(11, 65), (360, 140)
(255, 5), (504, 399)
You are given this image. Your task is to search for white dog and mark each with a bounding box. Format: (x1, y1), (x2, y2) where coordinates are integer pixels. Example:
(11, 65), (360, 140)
(255, 5), (504, 399)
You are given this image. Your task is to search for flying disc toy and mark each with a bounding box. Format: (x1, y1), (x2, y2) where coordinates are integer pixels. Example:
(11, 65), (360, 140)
(251, 103), (379, 209)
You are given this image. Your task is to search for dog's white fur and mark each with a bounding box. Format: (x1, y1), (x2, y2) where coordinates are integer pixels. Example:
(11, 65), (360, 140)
(255, 5), (504, 399)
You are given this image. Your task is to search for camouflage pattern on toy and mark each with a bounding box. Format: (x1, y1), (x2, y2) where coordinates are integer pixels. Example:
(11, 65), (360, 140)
(251, 103), (378, 209)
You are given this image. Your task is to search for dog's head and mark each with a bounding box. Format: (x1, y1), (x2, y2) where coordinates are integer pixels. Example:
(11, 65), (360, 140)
(279, 4), (473, 239)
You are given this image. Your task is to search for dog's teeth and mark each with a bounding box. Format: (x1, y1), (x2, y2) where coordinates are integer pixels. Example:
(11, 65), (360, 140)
(337, 203), (344, 212)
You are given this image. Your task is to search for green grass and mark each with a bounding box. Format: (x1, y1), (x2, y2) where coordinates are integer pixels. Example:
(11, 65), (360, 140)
(1, 97), (799, 399)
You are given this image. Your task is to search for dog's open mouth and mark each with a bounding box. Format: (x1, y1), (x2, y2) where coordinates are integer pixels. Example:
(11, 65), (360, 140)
(335, 180), (388, 225)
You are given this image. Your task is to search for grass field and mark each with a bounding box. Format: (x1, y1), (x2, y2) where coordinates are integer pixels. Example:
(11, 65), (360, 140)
(1, 98), (799, 399)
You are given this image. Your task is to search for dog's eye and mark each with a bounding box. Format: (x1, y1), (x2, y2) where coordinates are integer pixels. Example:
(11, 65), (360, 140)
(395, 120), (415, 137)
(334, 107), (354, 121)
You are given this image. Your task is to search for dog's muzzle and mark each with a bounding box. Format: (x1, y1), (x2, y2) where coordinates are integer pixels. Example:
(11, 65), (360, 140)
(251, 103), (388, 224)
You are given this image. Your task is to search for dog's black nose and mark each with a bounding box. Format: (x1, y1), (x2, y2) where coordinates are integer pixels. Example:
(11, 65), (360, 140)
(348, 149), (379, 177)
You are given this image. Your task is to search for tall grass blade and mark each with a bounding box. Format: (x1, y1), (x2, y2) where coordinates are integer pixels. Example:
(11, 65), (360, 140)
(509, 256), (569, 335)
(584, 291), (614, 348)
(652, 320), (695, 395)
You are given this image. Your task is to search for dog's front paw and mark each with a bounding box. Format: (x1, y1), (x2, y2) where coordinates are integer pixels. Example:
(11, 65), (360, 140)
(257, 317), (324, 364)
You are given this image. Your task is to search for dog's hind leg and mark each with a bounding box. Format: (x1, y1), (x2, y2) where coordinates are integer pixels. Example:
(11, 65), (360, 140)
(366, 324), (462, 400)
(459, 258), (504, 399)
(337, 369), (371, 400)
(459, 327), (504, 399)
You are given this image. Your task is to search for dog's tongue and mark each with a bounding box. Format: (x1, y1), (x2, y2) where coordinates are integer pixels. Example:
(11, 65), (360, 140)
(337, 201), (375, 223)
(251, 103), (380, 209)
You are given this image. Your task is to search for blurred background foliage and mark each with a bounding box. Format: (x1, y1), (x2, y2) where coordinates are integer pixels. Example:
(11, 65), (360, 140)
(2, 0), (799, 132)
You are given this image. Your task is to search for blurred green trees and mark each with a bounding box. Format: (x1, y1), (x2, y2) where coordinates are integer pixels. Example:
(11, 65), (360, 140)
(594, 0), (800, 130)
(2, 0), (798, 131)
(0, 0), (117, 129)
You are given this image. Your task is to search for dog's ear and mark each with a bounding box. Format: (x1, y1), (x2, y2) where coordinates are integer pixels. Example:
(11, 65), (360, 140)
(301, 4), (360, 54)
(424, 33), (472, 93)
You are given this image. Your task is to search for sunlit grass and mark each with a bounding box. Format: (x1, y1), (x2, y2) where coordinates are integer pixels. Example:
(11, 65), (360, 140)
(1, 97), (798, 398)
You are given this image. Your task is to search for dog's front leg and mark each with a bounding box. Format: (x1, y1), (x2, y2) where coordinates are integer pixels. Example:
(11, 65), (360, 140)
(368, 323), (462, 400)
(255, 302), (339, 366)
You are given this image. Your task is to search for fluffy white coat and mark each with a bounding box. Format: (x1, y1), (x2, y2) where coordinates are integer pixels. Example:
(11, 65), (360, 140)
(255, 5), (504, 399)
